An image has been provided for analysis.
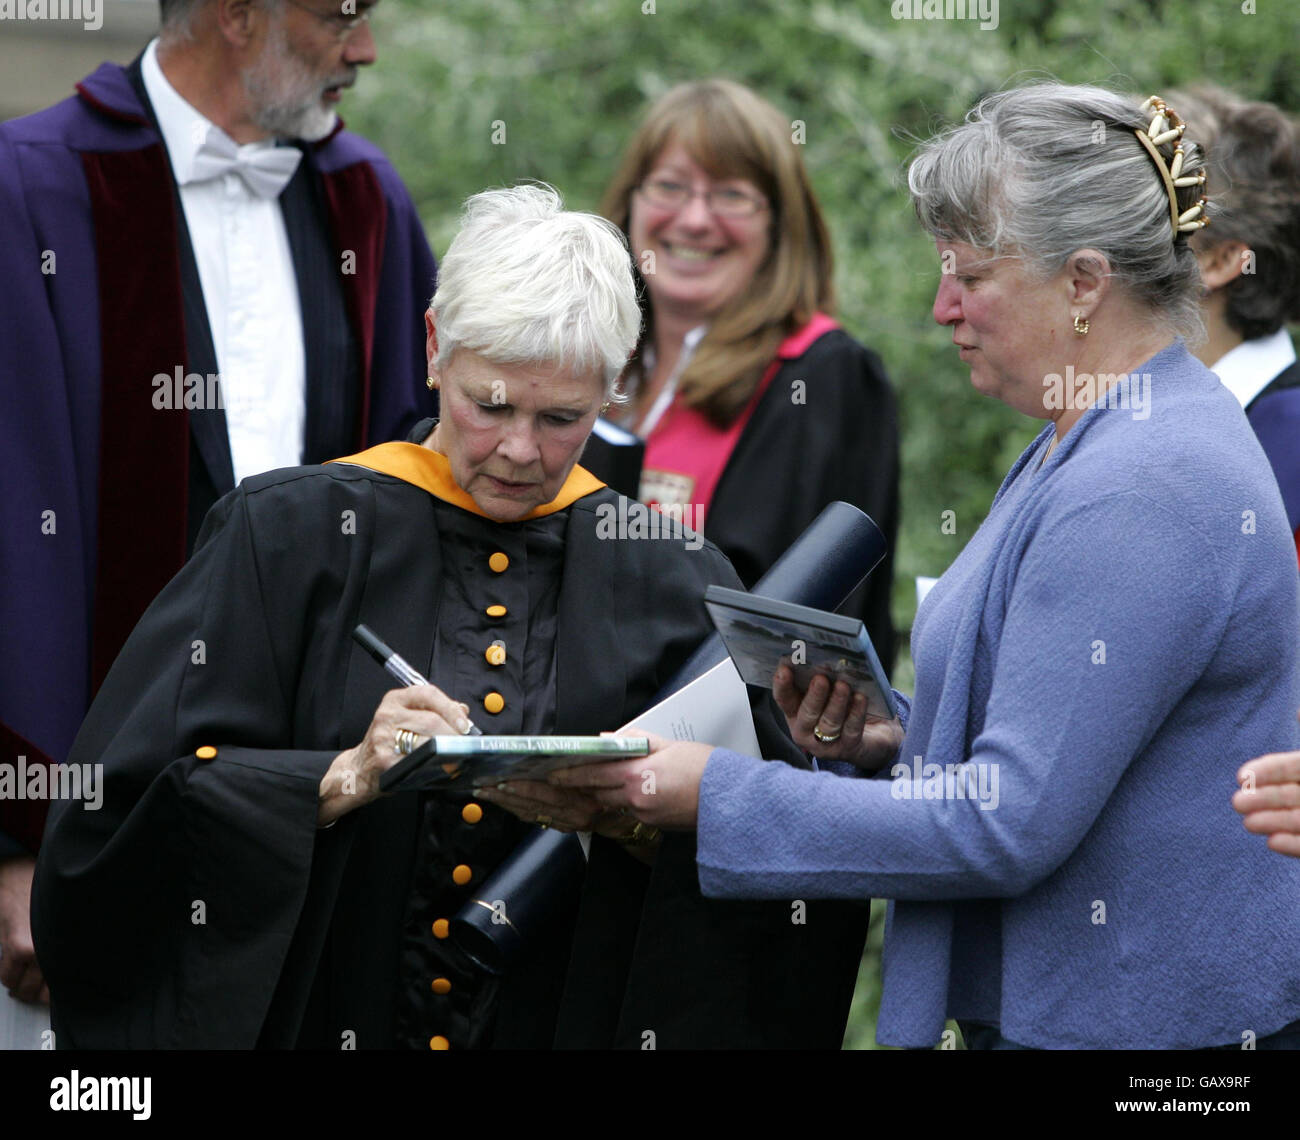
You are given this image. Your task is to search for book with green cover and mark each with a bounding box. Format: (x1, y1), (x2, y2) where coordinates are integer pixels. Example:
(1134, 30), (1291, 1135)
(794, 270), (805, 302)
(380, 734), (650, 793)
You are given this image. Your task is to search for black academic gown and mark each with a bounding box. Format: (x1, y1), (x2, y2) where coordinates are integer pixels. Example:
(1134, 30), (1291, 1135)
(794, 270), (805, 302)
(706, 329), (900, 672)
(32, 448), (868, 1049)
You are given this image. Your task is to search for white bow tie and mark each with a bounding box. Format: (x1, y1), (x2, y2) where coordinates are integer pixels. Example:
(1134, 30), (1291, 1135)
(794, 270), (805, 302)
(187, 131), (302, 199)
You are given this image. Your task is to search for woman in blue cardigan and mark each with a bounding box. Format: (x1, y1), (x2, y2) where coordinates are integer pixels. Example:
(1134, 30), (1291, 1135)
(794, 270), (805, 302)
(548, 83), (1300, 1049)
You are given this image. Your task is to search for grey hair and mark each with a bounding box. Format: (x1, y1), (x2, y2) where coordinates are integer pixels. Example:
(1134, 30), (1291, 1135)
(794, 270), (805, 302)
(430, 184), (641, 397)
(159, 0), (200, 39)
(159, 0), (283, 42)
(907, 82), (1208, 343)
(1170, 85), (1300, 340)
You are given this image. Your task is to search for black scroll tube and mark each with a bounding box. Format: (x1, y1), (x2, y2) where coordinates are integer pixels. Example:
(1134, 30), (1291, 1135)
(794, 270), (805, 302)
(451, 501), (888, 974)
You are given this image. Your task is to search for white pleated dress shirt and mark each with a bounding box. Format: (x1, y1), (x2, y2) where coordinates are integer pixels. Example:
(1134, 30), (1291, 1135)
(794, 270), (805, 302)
(141, 38), (307, 483)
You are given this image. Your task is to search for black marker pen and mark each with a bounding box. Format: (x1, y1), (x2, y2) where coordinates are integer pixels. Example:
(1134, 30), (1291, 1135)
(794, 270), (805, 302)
(352, 624), (482, 734)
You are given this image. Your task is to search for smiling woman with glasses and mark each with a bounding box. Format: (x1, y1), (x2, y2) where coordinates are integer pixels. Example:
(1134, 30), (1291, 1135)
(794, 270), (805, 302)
(636, 174), (768, 218)
(600, 78), (901, 682)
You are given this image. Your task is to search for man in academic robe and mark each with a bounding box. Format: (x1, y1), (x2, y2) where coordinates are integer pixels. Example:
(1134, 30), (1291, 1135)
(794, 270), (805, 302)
(30, 186), (868, 1050)
(0, 0), (436, 1013)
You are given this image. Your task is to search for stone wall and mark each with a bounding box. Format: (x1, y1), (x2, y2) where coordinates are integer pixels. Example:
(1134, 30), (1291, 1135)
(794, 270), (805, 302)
(0, 1), (156, 122)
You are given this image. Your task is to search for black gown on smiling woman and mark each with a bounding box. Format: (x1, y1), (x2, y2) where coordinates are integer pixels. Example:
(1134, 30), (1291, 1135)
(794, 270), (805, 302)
(32, 425), (868, 1050)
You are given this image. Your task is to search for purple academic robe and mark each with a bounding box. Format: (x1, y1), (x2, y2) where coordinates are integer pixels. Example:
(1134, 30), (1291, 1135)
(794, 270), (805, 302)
(1246, 362), (1300, 567)
(0, 61), (438, 853)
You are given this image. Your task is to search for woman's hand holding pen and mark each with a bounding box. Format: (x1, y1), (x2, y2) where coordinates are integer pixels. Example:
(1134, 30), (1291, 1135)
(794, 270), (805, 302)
(318, 684), (473, 827)
(773, 666), (902, 771)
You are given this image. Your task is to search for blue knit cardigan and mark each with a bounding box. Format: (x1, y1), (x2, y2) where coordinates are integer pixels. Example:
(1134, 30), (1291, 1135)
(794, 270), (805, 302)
(697, 341), (1300, 1048)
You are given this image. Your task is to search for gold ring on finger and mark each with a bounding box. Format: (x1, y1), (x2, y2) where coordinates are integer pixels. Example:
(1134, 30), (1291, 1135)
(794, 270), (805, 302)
(812, 725), (842, 744)
(395, 727), (422, 756)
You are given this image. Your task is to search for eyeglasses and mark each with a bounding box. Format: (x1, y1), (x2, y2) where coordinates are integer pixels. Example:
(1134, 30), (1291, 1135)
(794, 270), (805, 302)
(637, 176), (768, 219)
(279, 0), (372, 39)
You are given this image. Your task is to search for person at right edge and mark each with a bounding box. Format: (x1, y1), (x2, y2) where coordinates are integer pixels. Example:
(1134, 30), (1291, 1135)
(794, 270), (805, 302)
(599, 79), (900, 671)
(1173, 85), (1300, 566)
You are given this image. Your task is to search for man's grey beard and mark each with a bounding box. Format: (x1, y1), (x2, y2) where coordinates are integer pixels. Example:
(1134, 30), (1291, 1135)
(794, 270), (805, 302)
(242, 18), (343, 142)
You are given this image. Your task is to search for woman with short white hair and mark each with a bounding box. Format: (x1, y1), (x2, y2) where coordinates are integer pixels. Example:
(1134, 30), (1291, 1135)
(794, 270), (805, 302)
(33, 183), (867, 1052)
(559, 84), (1300, 1049)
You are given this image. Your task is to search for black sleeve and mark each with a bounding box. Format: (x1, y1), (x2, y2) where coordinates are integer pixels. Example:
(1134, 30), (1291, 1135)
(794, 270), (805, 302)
(555, 531), (869, 1050)
(705, 331), (900, 673)
(650, 533), (807, 767)
(31, 489), (353, 1048)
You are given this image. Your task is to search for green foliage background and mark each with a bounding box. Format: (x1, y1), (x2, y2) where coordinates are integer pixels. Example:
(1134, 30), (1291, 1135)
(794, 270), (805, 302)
(347, 0), (1300, 1048)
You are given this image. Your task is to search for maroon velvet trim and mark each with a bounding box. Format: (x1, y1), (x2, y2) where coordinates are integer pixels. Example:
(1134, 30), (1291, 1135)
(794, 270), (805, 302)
(81, 147), (190, 694)
(75, 81), (149, 127)
(0, 724), (54, 854)
(321, 162), (387, 446)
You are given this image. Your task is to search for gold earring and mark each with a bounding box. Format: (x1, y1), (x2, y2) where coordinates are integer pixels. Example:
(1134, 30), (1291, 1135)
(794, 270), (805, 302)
(600, 401), (611, 414)
(426, 376), (437, 390)
(1073, 314), (1090, 337)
